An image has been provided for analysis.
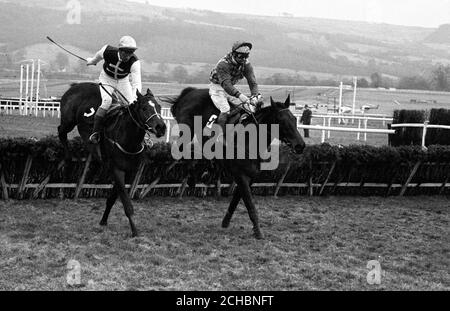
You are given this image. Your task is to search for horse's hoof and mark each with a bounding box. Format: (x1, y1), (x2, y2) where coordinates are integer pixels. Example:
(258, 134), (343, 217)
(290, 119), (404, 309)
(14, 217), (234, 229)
(221, 214), (231, 228)
(99, 220), (107, 226)
(253, 230), (264, 240)
(131, 231), (138, 238)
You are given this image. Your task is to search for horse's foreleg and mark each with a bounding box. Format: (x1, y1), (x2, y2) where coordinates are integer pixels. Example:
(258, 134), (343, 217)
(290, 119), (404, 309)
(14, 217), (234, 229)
(58, 124), (74, 162)
(221, 187), (241, 228)
(112, 167), (138, 237)
(99, 184), (119, 226)
(237, 176), (263, 239)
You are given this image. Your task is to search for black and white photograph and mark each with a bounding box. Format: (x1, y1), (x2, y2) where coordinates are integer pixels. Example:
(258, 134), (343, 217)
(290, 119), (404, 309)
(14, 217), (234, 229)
(0, 0), (449, 296)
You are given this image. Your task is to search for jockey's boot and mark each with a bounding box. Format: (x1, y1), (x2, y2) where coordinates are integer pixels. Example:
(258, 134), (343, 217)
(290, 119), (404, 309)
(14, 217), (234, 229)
(215, 112), (229, 146)
(89, 108), (107, 144)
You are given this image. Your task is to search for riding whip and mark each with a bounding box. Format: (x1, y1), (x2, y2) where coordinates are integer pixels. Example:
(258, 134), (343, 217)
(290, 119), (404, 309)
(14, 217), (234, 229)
(46, 36), (87, 62)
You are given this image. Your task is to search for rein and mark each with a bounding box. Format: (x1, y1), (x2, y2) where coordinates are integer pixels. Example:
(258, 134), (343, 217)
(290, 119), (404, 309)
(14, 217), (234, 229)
(98, 83), (161, 155)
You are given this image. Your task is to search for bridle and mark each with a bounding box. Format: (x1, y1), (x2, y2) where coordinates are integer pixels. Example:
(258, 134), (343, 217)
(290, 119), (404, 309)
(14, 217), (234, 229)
(98, 83), (162, 154)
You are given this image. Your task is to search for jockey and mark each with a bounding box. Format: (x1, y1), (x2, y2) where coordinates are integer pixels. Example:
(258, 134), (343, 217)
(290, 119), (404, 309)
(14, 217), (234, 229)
(209, 41), (260, 132)
(86, 36), (142, 144)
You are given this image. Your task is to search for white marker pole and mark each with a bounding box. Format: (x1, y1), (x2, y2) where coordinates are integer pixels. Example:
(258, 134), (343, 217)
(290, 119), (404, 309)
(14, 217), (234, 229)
(36, 59), (41, 117)
(25, 64), (29, 115)
(338, 81), (343, 123)
(352, 77), (357, 124)
(19, 65), (24, 115)
(30, 60), (35, 116)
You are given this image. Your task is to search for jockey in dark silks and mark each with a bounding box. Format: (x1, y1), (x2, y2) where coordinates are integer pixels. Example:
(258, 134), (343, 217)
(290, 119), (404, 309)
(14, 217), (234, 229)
(209, 41), (260, 133)
(86, 36), (142, 144)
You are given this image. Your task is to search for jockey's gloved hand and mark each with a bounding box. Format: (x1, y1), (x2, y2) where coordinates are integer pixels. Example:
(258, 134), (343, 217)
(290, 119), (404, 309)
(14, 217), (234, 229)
(86, 57), (96, 66)
(238, 94), (249, 104)
(250, 96), (259, 106)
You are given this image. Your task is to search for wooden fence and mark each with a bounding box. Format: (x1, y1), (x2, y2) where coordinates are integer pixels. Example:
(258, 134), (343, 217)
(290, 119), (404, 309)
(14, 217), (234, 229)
(0, 155), (448, 200)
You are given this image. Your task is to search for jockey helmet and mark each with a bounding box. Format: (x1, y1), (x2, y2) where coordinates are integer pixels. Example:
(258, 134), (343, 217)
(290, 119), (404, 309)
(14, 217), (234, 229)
(119, 36), (137, 51)
(231, 41), (252, 64)
(232, 41), (252, 53)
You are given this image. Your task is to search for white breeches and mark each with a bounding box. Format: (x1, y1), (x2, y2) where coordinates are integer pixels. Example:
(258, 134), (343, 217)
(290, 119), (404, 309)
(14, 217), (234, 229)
(98, 70), (134, 110)
(209, 83), (242, 113)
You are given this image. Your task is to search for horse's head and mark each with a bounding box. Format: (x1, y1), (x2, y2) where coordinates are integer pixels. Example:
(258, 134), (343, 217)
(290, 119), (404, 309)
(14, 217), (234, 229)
(132, 89), (167, 138)
(269, 95), (305, 154)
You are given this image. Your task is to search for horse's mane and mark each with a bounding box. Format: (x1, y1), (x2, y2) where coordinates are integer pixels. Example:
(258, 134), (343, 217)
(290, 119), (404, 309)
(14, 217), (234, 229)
(170, 87), (197, 117)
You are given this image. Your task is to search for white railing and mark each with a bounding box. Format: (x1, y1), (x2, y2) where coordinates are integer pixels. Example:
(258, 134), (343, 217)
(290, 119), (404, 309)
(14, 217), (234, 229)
(298, 121), (450, 147)
(295, 113), (394, 142)
(390, 122), (450, 148)
(0, 99), (61, 118)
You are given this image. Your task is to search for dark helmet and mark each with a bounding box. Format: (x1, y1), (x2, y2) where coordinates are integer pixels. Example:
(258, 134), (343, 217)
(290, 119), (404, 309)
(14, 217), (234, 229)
(231, 41), (252, 64)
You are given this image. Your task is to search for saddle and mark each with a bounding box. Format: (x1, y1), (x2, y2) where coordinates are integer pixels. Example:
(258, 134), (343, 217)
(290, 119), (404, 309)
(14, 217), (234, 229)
(206, 101), (252, 130)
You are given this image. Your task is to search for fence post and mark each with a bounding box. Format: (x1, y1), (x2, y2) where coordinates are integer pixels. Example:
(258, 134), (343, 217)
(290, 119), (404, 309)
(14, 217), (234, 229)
(74, 154), (92, 199)
(421, 121), (428, 148)
(321, 118), (326, 142)
(327, 117), (331, 138)
(228, 181), (237, 196)
(357, 118), (361, 141)
(319, 161), (336, 196)
(18, 155), (33, 199)
(139, 160), (178, 199)
(273, 161), (291, 197)
(178, 176), (189, 198)
(0, 163), (9, 200)
(129, 161), (146, 199)
(32, 160), (65, 199)
(364, 118), (368, 141)
(400, 161), (421, 196)
(439, 164), (449, 195)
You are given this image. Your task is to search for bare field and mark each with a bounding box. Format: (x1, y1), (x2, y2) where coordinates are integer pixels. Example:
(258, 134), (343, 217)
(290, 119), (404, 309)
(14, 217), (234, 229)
(0, 196), (448, 290)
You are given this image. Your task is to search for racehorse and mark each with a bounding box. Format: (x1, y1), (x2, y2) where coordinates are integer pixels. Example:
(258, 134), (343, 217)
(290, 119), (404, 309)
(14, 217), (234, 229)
(58, 82), (166, 237)
(170, 88), (305, 239)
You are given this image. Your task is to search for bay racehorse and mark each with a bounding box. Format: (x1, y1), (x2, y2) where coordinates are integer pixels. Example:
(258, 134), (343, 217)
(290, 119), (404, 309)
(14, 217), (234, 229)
(58, 82), (166, 237)
(170, 88), (305, 239)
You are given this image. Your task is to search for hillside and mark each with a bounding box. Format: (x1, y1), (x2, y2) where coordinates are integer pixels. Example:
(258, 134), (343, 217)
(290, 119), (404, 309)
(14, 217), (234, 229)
(1, 0), (449, 80)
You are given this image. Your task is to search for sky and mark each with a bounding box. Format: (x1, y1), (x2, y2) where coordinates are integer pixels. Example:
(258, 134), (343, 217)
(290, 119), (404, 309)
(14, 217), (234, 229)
(131, 0), (450, 28)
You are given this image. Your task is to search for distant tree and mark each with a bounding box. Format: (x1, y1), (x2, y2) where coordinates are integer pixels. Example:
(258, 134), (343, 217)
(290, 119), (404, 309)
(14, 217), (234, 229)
(55, 52), (69, 71)
(370, 72), (382, 88)
(357, 78), (369, 88)
(430, 64), (450, 91)
(157, 62), (169, 74)
(171, 65), (189, 83)
(397, 76), (430, 90)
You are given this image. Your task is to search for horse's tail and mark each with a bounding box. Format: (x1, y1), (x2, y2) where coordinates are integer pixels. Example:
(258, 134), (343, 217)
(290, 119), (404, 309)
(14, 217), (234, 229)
(170, 87), (197, 118)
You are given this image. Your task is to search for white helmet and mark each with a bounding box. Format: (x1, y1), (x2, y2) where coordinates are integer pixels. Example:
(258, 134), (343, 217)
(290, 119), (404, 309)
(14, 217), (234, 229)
(118, 36), (137, 51)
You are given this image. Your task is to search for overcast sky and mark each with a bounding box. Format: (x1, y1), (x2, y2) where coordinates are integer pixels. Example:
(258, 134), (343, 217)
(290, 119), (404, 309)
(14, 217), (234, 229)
(132, 0), (450, 28)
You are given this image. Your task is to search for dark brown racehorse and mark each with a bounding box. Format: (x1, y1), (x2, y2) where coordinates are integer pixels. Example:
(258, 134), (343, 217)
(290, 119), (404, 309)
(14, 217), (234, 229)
(58, 82), (166, 237)
(171, 88), (305, 239)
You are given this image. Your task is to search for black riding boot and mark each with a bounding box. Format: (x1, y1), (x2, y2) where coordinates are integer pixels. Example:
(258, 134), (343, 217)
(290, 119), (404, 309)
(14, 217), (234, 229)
(215, 112), (229, 145)
(216, 112), (229, 133)
(89, 115), (105, 144)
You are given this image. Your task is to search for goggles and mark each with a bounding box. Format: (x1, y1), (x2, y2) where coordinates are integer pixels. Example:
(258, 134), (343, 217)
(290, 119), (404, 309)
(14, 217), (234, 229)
(234, 52), (249, 59)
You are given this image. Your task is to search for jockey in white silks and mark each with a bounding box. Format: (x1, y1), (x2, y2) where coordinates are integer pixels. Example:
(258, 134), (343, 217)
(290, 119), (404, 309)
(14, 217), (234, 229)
(86, 36), (142, 144)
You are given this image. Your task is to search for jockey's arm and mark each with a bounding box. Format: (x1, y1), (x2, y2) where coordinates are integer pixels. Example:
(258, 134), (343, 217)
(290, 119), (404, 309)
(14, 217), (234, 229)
(216, 63), (243, 99)
(86, 45), (107, 66)
(129, 60), (142, 100)
(244, 63), (259, 96)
